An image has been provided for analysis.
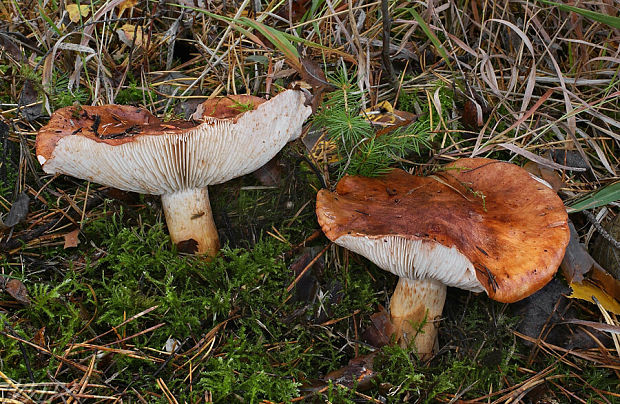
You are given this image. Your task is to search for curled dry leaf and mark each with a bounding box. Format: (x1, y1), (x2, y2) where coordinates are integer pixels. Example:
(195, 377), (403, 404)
(524, 161), (564, 193)
(362, 305), (395, 347)
(63, 228), (80, 249)
(19, 80), (41, 122)
(590, 214), (620, 279)
(461, 99), (484, 130)
(33, 326), (46, 346)
(0, 192), (30, 230)
(560, 221), (597, 283)
(5, 278), (31, 305)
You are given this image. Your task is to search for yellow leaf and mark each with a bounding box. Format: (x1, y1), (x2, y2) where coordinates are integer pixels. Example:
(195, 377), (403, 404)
(117, 23), (144, 48)
(66, 3), (89, 23)
(117, 0), (138, 17)
(569, 280), (620, 315)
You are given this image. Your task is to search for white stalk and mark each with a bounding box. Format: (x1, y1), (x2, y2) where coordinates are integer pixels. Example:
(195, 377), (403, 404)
(389, 278), (447, 357)
(161, 188), (219, 257)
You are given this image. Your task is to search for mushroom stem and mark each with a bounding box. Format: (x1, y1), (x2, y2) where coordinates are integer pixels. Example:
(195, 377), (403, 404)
(161, 188), (220, 257)
(389, 278), (447, 357)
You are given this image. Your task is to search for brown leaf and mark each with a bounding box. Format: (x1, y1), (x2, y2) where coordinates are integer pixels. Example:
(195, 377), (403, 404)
(523, 161), (564, 193)
(461, 99), (483, 130)
(323, 353), (378, 391)
(362, 305), (395, 347)
(560, 221), (595, 283)
(63, 228), (80, 249)
(5, 278), (30, 305)
(288, 247), (321, 303)
(589, 266), (620, 303)
(0, 192), (30, 230)
(252, 155), (282, 186)
(300, 56), (330, 89)
(32, 327), (46, 347)
(590, 214), (620, 280)
(19, 80), (41, 121)
(275, 0), (312, 23)
(0, 33), (23, 61)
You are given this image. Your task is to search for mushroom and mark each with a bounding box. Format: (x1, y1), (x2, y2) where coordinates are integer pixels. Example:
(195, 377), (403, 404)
(36, 89), (312, 256)
(316, 158), (570, 356)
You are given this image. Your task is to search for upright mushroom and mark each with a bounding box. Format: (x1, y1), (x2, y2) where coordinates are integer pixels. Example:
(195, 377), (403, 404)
(316, 158), (570, 356)
(37, 89), (312, 256)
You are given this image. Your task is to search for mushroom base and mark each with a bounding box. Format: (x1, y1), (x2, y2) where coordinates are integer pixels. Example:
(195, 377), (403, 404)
(161, 188), (220, 257)
(389, 278), (447, 357)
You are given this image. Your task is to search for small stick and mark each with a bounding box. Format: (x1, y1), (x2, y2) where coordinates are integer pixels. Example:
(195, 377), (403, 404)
(381, 0), (397, 90)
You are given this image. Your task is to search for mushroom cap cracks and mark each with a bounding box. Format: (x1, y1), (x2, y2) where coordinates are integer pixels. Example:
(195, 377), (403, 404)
(316, 158), (570, 303)
(36, 90), (311, 195)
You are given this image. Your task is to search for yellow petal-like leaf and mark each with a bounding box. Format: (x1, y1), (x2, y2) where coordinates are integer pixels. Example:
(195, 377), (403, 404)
(117, 0), (138, 17)
(569, 280), (620, 315)
(66, 3), (89, 23)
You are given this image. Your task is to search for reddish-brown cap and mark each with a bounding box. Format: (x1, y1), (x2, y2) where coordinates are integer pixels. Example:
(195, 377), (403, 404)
(316, 158), (570, 303)
(36, 90), (311, 195)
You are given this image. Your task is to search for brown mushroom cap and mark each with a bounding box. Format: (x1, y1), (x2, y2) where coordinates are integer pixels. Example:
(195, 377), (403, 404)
(316, 158), (570, 303)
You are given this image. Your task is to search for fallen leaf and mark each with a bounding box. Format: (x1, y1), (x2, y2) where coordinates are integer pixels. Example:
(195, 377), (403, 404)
(0, 192), (30, 230)
(117, 24), (145, 48)
(523, 161), (564, 193)
(363, 100), (416, 128)
(5, 278), (31, 305)
(589, 265), (620, 303)
(300, 56), (330, 89)
(590, 214), (620, 279)
(19, 80), (41, 121)
(560, 221), (595, 283)
(252, 155), (283, 186)
(288, 247), (321, 303)
(323, 353), (378, 391)
(116, 0), (138, 17)
(461, 99), (483, 129)
(33, 327), (46, 346)
(362, 305), (395, 347)
(63, 228), (80, 248)
(569, 280), (620, 315)
(66, 3), (90, 23)
(275, 0), (312, 23)
(0, 32), (23, 61)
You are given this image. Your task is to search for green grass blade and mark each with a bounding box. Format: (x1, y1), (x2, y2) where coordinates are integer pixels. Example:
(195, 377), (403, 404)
(567, 181), (620, 213)
(237, 17), (300, 67)
(536, 0), (620, 29)
(405, 8), (452, 70)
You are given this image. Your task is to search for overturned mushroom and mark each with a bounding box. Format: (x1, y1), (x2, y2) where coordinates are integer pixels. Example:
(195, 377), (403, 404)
(316, 158), (570, 356)
(37, 90), (312, 256)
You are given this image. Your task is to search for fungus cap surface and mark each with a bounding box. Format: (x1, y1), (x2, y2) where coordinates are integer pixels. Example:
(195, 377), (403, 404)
(316, 158), (570, 303)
